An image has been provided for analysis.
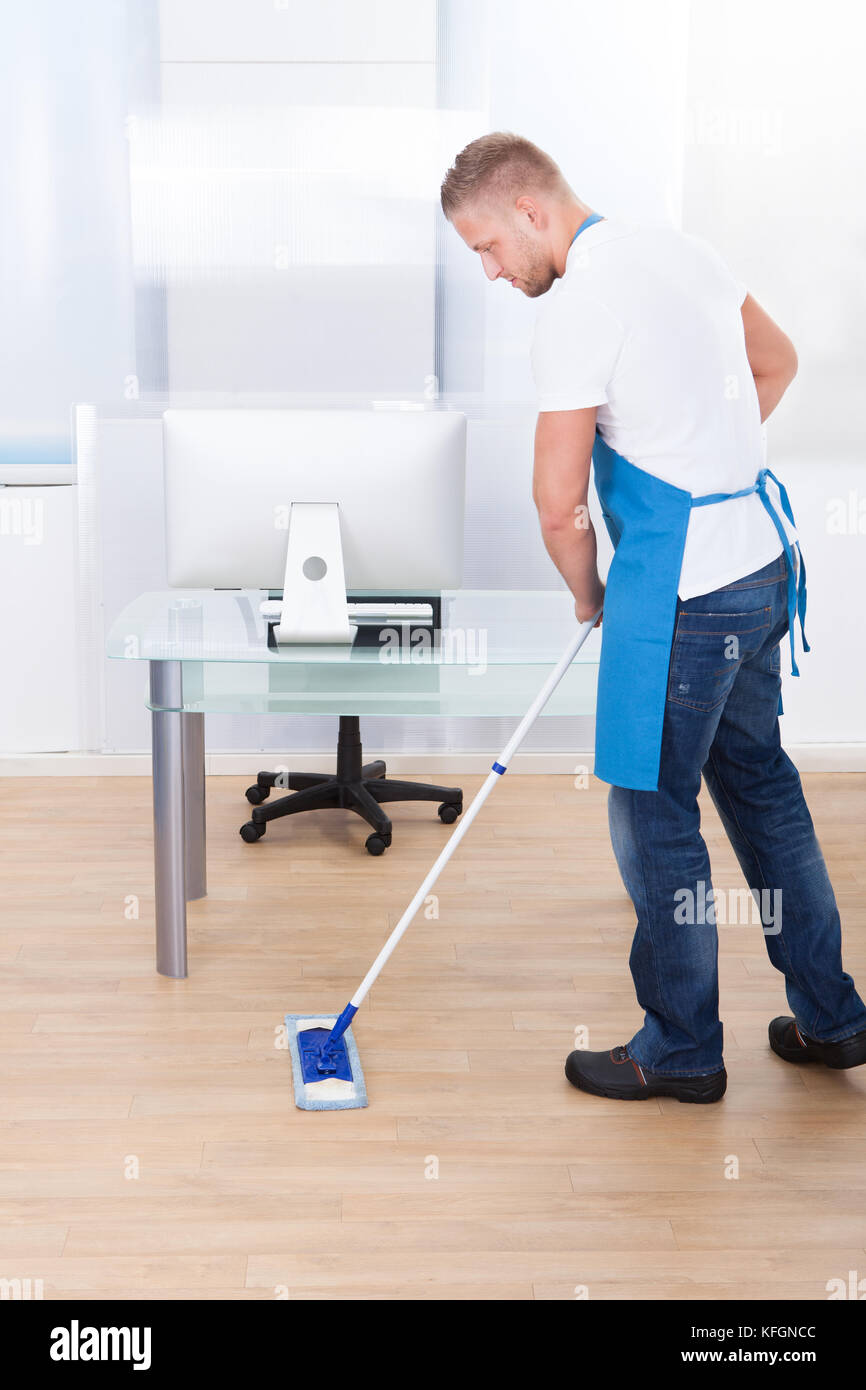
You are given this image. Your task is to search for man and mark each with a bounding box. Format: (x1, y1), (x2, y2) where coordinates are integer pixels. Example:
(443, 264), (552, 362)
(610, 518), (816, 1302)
(440, 131), (866, 1103)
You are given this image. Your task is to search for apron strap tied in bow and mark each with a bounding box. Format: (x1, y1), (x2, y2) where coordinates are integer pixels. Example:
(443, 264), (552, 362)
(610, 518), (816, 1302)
(691, 468), (809, 677)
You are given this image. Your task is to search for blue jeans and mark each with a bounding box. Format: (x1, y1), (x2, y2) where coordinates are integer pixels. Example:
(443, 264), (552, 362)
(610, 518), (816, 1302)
(608, 553), (866, 1076)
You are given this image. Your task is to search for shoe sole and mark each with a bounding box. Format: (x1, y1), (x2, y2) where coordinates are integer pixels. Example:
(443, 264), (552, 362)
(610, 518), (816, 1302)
(769, 1032), (866, 1070)
(565, 1059), (727, 1104)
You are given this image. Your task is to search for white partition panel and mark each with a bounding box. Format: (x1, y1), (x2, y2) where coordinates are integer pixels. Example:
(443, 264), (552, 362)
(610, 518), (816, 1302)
(0, 486), (80, 752)
(158, 0), (436, 64)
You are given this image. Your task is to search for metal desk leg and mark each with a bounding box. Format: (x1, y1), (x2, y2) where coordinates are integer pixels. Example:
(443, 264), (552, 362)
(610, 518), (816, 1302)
(150, 661), (188, 979)
(182, 712), (207, 902)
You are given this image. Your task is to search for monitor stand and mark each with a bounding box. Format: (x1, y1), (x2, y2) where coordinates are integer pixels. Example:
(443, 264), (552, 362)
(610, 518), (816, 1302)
(274, 501), (355, 645)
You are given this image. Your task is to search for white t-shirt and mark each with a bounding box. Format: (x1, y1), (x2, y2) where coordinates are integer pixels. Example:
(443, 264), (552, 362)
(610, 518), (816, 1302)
(530, 218), (795, 599)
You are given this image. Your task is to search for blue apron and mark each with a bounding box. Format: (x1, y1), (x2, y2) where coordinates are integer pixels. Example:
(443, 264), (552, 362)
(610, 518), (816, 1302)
(566, 215), (810, 793)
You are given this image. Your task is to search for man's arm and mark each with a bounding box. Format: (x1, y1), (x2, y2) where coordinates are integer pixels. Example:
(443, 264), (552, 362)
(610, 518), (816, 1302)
(532, 406), (605, 624)
(741, 293), (798, 422)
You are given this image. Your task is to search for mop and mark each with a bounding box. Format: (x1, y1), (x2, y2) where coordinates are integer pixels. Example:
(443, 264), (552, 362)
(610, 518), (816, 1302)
(286, 610), (602, 1110)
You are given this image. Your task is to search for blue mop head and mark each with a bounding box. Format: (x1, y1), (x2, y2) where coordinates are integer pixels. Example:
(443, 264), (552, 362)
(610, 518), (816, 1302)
(285, 1013), (368, 1111)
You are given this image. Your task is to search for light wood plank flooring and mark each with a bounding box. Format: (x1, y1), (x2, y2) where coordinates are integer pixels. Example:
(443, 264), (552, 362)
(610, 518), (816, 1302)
(1, 770), (864, 1301)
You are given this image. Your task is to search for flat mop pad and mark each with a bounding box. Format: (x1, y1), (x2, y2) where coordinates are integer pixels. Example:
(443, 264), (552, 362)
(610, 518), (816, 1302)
(285, 1013), (368, 1111)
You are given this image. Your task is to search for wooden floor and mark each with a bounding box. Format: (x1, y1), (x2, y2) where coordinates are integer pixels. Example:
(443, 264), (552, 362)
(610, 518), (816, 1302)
(1, 769), (865, 1301)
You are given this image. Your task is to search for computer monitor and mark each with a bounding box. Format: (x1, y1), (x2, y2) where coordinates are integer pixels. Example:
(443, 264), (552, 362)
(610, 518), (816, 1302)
(163, 408), (466, 644)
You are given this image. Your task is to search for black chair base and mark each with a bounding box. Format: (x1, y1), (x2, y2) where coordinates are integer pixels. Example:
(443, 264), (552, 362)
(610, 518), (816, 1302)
(239, 716), (463, 855)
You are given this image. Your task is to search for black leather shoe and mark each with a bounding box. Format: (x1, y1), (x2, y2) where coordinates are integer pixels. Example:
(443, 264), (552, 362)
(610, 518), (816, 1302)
(564, 1044), (726, 1103)
(769, 1016), (866, 1069)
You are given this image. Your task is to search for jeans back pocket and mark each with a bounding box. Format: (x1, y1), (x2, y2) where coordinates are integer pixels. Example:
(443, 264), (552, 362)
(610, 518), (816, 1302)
(667, 607), (771, 713)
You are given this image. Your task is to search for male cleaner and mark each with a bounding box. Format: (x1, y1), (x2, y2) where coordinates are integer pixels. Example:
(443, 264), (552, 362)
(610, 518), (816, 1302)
(441, 131), (866, 1103)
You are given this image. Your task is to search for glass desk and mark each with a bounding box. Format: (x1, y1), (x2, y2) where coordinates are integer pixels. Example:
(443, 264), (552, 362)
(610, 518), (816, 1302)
(107, 590), (600, 977)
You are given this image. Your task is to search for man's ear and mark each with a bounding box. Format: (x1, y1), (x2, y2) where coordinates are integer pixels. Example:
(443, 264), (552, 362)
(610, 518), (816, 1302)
(515, 194), (540, 226)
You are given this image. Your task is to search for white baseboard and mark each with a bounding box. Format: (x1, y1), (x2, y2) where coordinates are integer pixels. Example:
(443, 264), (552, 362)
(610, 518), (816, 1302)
(1, 745), (865, 776)
(783, 744), (866, 772)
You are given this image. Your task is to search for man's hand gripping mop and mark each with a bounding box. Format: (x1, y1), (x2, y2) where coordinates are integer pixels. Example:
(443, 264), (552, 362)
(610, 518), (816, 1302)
(286, 610), (602, 1110)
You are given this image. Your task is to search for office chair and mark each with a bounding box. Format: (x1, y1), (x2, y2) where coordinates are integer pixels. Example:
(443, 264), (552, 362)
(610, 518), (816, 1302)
(239, 603), (464, 855)
(239, 715), (463, 855)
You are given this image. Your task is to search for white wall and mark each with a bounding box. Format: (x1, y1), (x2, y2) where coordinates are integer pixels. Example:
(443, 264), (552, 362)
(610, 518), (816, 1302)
(0, 3), (142, 755)
(760, 459), (866, 750)
(157, 0), (436, 64)
(0, 3), (137, 469)
(90, 0), (457, 757)
(87, 0), (692, 761)
(682, 0), (866, 754)
(128, 0), (439, 398)
(0, 487), (80, 752)
(9, 1), (860, 760)
(683, 0), (866, 461)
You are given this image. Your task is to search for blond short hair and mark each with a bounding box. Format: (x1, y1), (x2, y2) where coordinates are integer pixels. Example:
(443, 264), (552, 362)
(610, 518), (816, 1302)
(440, 132), (568, 220)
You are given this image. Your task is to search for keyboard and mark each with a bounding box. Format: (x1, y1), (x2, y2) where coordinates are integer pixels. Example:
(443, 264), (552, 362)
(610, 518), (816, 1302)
(347, 603), (433, 623)
(259, 599), (433, 624)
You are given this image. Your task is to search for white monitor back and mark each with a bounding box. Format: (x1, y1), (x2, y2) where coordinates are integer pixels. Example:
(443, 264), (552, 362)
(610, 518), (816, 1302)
(163, 408), (466, 591)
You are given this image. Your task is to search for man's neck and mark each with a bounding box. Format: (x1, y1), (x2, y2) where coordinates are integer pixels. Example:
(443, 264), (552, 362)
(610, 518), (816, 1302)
(553, 201), (599, 278)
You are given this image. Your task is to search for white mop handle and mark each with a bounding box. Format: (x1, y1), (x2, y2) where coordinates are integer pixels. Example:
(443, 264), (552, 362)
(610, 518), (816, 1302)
(348, 610), (601, 1010)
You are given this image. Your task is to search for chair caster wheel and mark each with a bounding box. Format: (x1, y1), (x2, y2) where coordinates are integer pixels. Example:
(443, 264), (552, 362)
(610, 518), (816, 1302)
(438, 802), (461, 824)
(365, 834), (388, 856)
(240, 820), (265, 842)
(245, 784), (269, 805)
